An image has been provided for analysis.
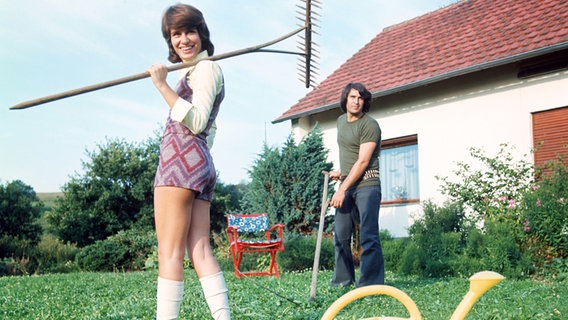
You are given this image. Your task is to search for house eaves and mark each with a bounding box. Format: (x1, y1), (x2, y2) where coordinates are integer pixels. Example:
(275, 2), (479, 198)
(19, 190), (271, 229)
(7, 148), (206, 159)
(273, 41), (568, 124)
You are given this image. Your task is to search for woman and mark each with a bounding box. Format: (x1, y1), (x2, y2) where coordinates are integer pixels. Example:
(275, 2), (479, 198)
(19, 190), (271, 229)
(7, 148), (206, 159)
(146, 4), (229, 320)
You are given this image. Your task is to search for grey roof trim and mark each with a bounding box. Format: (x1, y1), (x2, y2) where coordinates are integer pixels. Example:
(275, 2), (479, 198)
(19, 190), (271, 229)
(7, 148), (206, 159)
(272, 42), (568, 124)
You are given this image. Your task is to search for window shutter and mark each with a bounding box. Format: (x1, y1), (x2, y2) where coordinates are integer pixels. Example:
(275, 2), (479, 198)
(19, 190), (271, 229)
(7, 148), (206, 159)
(532, 106), (568, 169)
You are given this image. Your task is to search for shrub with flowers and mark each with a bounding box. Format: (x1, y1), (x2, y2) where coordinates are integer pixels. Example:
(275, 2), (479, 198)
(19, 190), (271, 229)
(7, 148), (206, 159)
(437, 144), (534, 223)
(436, 144), (568, 277)
(522, 152), (568, 275)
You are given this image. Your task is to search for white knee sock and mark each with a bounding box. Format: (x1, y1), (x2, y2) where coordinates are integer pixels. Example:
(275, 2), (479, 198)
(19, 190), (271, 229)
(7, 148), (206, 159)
(156, 277), (184, 320)
(199, 272), (230, 320)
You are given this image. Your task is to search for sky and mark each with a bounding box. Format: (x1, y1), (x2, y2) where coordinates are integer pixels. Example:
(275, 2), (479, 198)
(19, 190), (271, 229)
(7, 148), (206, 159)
(1, 0), (455, 193)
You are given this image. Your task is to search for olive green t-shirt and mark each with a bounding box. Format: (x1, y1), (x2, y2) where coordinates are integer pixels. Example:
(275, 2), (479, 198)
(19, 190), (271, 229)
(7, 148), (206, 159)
(337, 113), (381, 188)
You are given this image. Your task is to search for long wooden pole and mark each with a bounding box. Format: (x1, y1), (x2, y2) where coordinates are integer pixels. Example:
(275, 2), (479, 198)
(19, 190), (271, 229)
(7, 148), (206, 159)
(309, 170), (330, 302)
(10, 26), (305, 110)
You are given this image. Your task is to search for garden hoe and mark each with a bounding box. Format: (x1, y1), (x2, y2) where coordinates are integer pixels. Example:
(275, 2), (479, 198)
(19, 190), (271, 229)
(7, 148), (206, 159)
(309, 170), (330, 302)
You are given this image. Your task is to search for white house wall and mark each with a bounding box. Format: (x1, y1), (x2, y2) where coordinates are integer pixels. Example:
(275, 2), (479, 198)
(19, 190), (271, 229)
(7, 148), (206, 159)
(291, 66), (568, 237)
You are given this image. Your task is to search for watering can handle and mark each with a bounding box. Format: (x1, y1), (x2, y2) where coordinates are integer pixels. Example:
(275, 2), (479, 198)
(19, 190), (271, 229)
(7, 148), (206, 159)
(320, 284), (423, 320)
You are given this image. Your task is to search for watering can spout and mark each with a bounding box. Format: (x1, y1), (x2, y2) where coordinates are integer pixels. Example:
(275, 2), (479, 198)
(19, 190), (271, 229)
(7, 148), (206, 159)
(449, 271), (505, 320)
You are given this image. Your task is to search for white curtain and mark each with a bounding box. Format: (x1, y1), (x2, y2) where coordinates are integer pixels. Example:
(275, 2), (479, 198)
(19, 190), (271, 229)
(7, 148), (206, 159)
(380, 144), (419, 201)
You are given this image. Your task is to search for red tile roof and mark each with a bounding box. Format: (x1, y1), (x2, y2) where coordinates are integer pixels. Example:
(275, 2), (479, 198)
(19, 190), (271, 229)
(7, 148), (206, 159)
(274, 0), (568, 123)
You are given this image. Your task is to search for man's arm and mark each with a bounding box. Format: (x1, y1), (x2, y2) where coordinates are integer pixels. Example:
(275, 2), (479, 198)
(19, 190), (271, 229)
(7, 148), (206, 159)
(330, 141), (377, 208)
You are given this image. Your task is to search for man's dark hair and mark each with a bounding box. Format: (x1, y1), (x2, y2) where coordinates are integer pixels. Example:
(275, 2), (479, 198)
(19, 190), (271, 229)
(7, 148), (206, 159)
(339, 82), (372, 113)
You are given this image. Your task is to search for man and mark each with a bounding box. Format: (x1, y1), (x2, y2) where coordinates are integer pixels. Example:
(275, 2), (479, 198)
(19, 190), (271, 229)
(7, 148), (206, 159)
(329, 82), (385, 287)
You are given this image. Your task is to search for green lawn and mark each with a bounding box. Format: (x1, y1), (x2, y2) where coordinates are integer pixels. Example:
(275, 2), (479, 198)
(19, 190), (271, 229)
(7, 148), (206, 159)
(1, 270), (565, 319)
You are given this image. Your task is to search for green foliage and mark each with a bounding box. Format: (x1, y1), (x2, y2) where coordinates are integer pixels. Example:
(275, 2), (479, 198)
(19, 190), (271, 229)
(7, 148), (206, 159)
(437, 143), (534, 222)
(436, 143), (567, 278)
(0, 180), (43, 247)
(0, 180), (44, 275)
(211, 181), (246, 234)
(76, 228), (157, 272)
(46, 135), (160, 247)
(523, 151), (568, 275)
(397, 200), (534, 279)
(34, 235), (79, 274)
(399, 201), (469, 277)
(381, 233), (410, 272)
(0, 236), (39, 276)
(0, 257), (33, 276)
(242, 125), (334, 235)
(277, 235), (334, 272)
(478, 219), (533, 278)
(76, 240), (128, 272)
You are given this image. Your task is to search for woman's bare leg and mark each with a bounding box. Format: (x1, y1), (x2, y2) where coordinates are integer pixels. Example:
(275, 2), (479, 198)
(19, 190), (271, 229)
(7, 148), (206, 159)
(188, 199), (230, 320)
(187, 199), (220, 276)
(154, 186), (194, 319)
(155, 186), (195, 280)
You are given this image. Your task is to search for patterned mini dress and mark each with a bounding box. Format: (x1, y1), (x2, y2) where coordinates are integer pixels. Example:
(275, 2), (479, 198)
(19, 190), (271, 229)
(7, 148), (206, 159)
(154, 70), (224, 202)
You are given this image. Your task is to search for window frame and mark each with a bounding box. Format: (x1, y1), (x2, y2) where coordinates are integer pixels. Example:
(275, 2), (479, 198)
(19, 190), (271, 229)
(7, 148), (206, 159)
(380, 134), (420, 205)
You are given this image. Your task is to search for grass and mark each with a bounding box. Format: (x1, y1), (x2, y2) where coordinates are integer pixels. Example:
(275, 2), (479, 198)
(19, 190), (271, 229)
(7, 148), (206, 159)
(1, 270), (566, 319)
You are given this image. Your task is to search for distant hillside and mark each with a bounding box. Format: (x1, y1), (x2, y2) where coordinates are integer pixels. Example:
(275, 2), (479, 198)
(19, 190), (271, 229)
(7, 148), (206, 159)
(37, 192), (63, 208)
(37, 192), (63, 200)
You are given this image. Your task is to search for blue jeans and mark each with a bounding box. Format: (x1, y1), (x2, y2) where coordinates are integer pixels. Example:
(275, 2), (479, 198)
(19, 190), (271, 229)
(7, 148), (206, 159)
(331, 185), (384, 287)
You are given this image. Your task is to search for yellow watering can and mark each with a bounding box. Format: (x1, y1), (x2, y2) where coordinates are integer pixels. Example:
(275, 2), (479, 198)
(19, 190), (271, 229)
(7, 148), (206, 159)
(321, 271), (505, 320)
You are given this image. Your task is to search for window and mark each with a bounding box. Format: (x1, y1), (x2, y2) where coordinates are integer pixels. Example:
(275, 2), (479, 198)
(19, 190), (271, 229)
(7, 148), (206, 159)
(380, 135), (419, 203)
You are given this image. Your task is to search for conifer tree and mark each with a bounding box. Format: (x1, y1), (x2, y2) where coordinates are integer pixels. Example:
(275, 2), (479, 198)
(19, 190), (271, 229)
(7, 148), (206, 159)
(242, 125), (333, 235)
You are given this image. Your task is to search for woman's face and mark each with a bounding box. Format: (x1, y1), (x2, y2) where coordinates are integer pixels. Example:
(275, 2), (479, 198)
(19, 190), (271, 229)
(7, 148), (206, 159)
(170, 27), (202, 62)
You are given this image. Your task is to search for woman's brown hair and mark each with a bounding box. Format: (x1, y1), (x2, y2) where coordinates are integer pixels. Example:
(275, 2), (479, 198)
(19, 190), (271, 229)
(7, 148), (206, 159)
(161, 4), (214, 63)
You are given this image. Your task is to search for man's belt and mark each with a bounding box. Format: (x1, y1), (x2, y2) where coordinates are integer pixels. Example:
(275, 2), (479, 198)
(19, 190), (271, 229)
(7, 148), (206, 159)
(340, 169), (380, 181)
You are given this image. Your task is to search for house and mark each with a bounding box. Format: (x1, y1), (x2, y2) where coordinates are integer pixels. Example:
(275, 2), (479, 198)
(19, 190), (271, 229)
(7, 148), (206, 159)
(273, 0), (568, 237)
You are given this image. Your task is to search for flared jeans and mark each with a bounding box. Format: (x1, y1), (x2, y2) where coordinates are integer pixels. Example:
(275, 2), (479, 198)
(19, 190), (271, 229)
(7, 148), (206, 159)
(332, 184), (385, 287)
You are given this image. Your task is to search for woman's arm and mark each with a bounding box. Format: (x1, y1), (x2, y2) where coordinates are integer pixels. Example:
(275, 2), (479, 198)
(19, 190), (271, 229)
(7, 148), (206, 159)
(170, 60), (223, 134)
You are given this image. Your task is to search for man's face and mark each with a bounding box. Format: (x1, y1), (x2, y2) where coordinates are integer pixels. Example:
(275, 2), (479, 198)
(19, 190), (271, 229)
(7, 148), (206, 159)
(346, 88), (364, 117)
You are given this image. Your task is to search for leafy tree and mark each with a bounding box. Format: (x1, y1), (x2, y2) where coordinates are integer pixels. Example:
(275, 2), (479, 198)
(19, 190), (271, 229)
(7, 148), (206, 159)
(46, 135), (160, 247)
(241, 125), (334, 235)
(0, 180), (43, 244)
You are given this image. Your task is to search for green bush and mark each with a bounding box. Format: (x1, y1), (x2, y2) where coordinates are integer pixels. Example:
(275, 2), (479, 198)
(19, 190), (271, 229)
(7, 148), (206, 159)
(46, 136), (159, 247)
(35, 235), (79, 274)
(0, 256), (36, 276)
(479, 219), (533, 279)
(277, 235), (334, 272)
(523, 153), (568, 275)
(76, 239), (128, 272)
(399, 201), (468, 277)
(381, 237), (409, 271)
(396, 200), (534, 279)
(76, 228), (156, 272)
(436, 144), (534, 223)
(111, 228), (157, 270)
(0, 235), (39, 275)
(434, 143), (568, 278)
